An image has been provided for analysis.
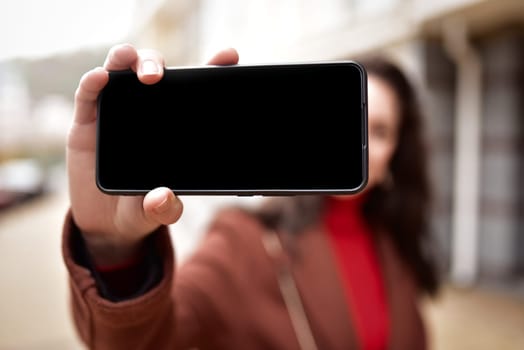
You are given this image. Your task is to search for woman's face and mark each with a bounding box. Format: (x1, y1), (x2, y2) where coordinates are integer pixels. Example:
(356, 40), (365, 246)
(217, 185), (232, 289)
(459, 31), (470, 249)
(330, 73), (401, 201)
(365, 74), (401, 190)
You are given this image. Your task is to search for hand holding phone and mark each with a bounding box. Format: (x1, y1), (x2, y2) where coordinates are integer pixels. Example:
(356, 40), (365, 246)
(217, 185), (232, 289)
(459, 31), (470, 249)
(96, 60), (368, 195)
(67, 44), (240, 266)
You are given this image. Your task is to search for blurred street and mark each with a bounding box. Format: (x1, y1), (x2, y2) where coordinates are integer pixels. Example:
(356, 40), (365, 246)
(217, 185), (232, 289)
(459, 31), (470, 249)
(0, 179), (523, 350)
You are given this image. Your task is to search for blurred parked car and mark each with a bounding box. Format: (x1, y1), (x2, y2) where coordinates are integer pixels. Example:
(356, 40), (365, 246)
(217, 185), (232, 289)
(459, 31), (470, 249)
(0, 158), (45, 211)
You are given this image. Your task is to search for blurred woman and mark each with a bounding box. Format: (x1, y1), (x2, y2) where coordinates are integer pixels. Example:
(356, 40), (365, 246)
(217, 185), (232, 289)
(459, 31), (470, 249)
(63, 43), (439, 350)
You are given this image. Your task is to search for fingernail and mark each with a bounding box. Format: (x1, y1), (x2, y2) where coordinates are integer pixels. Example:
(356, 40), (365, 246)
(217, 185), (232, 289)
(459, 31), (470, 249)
(151, 189), (170, 214)
(141, 59), (160, 76)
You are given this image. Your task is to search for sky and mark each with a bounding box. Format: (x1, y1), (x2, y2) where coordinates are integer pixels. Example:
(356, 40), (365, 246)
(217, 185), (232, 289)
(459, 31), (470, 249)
(0, 0), (139, 61)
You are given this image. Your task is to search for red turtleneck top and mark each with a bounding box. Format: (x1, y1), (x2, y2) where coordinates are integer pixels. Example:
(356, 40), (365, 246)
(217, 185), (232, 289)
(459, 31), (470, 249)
(324, 196), (389, 350)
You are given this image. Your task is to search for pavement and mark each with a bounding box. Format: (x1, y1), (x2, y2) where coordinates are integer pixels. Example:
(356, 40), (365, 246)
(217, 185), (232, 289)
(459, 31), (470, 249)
(0, 184), (523, 350)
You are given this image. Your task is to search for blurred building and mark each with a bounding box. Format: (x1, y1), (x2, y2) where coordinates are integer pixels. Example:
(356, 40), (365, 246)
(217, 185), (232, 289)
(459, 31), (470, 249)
(130, 0), (524, 291)
(0, 63), (31, 157)
(0, 63), (72, 160)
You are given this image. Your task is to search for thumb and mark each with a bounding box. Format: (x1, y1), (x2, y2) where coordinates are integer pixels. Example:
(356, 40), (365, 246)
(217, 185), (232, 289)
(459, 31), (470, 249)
(143, 187), (183, 226)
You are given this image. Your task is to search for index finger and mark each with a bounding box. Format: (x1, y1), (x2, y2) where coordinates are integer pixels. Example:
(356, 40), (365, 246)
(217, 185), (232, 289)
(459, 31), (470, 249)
(72, 43), (138, 126)
(103, 43), (139, 71)
(73, 67), (108, 125)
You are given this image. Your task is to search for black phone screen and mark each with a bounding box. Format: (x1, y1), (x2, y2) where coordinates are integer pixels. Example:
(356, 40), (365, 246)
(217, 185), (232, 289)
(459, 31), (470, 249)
(96, 61), (368, 195)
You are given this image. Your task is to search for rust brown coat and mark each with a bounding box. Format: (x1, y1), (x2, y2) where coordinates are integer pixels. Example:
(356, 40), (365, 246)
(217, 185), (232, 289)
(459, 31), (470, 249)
(62, 207), (428, 350)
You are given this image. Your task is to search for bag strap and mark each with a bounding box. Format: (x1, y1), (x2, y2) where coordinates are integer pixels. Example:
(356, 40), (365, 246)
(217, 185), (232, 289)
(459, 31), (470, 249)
(262, 232), (319, 350)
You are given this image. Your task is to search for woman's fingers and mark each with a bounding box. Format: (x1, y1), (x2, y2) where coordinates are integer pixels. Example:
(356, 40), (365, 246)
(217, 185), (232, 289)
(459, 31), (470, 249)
(73, 67), (108, 125)
(143, 187), (184, 226)
(136, 48), (165, 85)
(104, 44), (165, 85)
(206, 47), (239, 66)
(103, 43), (139, 71)
(72, 43), (137, 127)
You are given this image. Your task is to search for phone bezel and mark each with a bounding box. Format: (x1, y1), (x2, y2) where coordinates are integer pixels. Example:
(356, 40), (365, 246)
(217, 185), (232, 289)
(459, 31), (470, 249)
(96, 61), (368, 196)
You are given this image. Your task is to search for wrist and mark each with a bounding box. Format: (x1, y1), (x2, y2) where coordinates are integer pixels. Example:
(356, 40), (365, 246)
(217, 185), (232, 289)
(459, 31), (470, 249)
(81, 231), (146, 267)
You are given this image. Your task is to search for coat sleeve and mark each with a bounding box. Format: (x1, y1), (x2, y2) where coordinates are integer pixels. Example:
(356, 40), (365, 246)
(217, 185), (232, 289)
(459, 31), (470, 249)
(61, 207), (280, 350)
(62, 209), (195, 350)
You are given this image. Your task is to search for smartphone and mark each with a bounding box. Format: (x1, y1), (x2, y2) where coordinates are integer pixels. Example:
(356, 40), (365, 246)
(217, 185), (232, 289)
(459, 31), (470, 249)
(96, 61), (368, 195)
